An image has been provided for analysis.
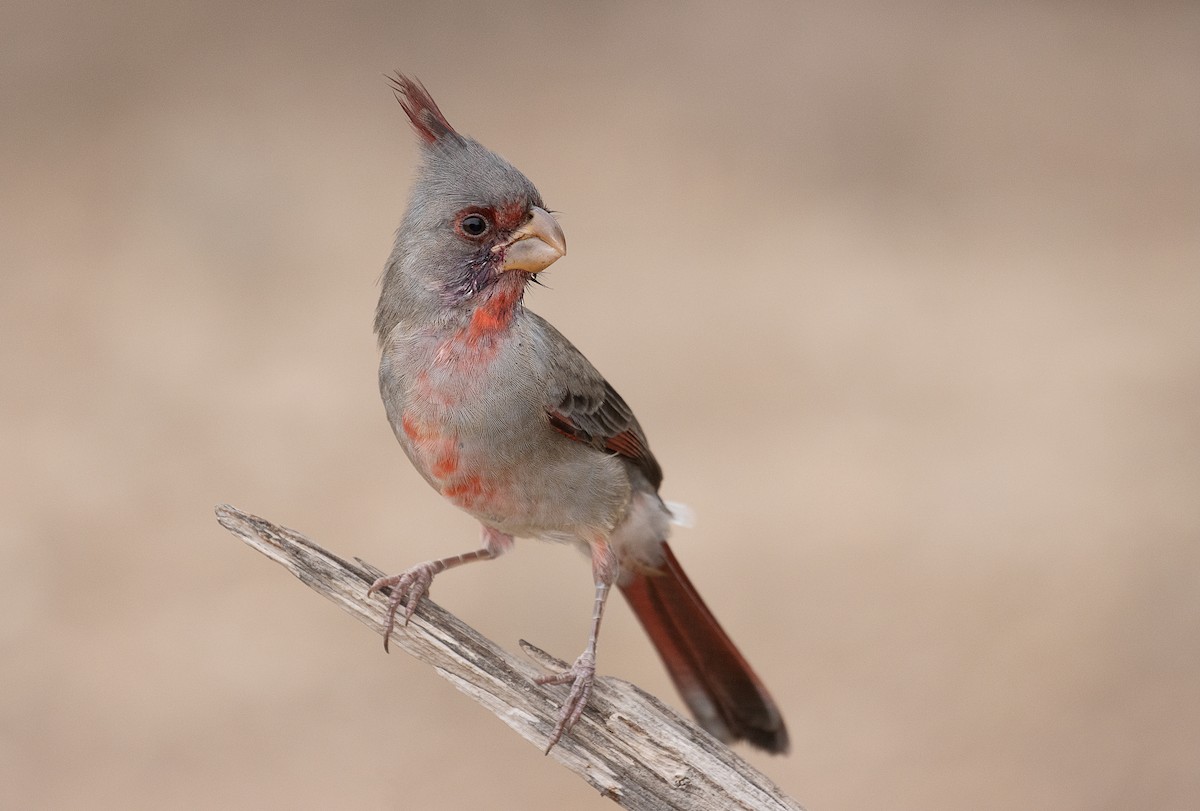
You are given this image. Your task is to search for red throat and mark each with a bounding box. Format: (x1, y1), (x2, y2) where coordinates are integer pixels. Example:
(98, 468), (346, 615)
(462, 273), (525, 344)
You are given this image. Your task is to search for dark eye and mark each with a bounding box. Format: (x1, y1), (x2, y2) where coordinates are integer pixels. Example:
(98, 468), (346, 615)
(460, 213), (490, 237)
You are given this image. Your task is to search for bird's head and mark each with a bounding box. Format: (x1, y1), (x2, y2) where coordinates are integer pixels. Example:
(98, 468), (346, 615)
(376, 75), (566, 340)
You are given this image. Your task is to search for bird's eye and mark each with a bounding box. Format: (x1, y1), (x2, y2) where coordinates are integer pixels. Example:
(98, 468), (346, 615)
(459, 213), (490, 237)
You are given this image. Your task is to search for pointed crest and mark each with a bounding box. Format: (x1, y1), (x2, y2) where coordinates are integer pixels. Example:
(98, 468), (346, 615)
(388, 73), (457, 144)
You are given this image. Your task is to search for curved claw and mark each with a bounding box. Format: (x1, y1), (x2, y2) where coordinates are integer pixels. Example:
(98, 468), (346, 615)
(366, 563), (438, 652)
(536, 653), (597, 753)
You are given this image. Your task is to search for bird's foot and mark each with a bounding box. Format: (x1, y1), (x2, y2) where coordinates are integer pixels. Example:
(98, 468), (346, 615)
(535, 650), (596, 753)
(366, 561), (440, 651)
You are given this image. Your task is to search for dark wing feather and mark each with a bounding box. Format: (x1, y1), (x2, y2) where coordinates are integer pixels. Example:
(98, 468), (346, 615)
(533, 314), (663, 489)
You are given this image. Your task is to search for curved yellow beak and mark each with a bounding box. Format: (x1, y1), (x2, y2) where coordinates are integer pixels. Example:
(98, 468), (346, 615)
(498, 206), (566, 273)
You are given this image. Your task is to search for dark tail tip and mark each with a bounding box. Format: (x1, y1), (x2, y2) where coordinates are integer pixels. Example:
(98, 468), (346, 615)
(621, 543), (790, 754)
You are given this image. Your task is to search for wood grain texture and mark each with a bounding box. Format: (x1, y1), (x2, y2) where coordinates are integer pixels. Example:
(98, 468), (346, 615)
(214, 504), (802, 811)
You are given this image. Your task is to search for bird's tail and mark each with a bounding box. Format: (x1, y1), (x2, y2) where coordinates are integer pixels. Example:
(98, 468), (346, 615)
(619, 542), (789, 753)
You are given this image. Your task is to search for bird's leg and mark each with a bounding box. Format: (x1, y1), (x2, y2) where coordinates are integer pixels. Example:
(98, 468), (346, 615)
(367, 526), (513, 651)
(536, 539), (618, 752)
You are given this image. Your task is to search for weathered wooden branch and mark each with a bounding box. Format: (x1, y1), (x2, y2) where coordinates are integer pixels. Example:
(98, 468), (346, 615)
(214, 504), (802, 811)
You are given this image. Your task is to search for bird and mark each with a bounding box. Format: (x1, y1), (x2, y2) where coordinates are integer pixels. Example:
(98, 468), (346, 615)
(368, 73), (788, 754)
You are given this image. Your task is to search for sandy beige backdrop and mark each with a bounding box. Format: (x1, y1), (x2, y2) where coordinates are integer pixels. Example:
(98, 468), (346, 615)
(3, 1), (1198, 809)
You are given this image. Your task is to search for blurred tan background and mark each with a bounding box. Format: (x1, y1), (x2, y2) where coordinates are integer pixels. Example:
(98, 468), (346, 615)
(3, 1), (1198, 808)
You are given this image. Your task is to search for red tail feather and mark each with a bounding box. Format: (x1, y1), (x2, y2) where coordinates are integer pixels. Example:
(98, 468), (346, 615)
(619, 543), (789, 753)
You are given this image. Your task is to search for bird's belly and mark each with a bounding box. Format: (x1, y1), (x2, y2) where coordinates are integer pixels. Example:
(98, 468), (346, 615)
(399, 406), (629, 540)
(383, 328), (630, 540)
(398, 412), (506, 512)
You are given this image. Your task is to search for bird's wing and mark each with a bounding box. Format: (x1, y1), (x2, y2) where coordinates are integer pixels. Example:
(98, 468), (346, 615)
(531, 313), (663, 489)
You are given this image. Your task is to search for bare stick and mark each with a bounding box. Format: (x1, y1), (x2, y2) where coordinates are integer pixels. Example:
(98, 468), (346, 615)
(214, 504), (803, 811)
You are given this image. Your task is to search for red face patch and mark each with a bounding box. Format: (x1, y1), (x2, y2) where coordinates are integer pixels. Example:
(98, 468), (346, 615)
(493, 200), (527, 231)
(452, 200), (529, 243)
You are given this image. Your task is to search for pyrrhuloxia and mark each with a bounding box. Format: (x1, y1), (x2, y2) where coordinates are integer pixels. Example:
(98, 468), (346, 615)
(369, 74), (788, 754)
